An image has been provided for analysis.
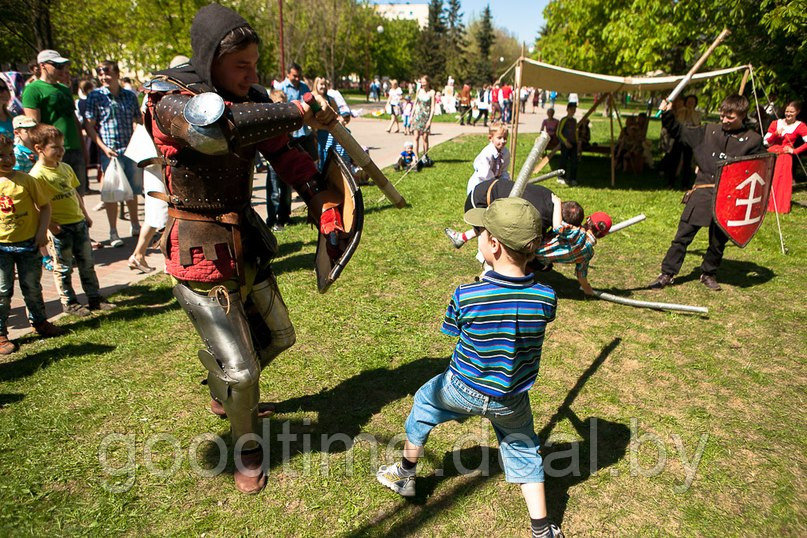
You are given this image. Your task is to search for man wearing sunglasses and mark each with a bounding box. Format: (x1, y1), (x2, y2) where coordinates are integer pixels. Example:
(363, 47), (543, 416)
(21, 50), (88, 195)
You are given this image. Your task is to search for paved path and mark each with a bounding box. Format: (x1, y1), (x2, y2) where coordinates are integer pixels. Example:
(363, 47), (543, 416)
(7, 104), (554, 340)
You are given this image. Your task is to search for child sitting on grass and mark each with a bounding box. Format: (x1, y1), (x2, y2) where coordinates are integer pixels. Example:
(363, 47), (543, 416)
(393, 141), (420, 172)
(0, 134), (65, 354)
(466, 124), (510, 194)
(28, 124), (115, 317)
(376, 197), (564, 538)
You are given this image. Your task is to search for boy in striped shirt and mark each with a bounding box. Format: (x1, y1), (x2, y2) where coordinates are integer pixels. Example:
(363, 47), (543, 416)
(376, 198), (564, 538)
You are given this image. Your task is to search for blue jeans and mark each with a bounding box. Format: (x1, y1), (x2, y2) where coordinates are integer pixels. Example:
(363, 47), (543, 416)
(265, 165), (291, 227)
(50, 221), (101, 305)
(0, 244), (47, 334)
(405, 369), (544, 483)
(99, 153), (143, 195)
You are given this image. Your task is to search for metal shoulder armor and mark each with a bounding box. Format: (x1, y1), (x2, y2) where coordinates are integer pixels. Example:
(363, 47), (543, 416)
(154, 92), (229, 155)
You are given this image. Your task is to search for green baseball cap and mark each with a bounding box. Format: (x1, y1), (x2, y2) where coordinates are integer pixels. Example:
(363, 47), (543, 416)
(464, 198), (543, 254)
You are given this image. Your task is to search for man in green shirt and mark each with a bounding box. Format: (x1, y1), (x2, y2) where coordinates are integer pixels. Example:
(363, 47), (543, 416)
(22, 50), (87, 194)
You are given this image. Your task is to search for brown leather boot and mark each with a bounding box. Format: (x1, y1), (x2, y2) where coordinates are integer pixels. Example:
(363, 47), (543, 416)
(234, 448), (267, 494)
(0, 335), (18, 355)
(33, 320), (68, 337)
(209, 399), (275, 418)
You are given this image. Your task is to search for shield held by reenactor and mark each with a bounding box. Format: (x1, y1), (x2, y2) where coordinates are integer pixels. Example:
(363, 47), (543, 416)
(712, 153), (776, 248)
(314, 149), (364, 293)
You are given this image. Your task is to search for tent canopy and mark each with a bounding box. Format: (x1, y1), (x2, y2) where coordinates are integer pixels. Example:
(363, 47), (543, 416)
(519, 59), (749, 94)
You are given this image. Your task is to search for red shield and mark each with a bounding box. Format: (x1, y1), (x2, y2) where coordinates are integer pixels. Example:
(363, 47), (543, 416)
(713, 153), (776, 248)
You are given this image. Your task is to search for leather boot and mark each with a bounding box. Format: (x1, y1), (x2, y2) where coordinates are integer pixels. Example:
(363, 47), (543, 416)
(234, 448), (266, 494)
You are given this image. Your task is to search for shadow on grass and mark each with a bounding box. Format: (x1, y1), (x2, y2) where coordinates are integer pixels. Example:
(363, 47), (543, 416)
(0, 342), (116, 382)
(57, 282), (180, 333)
(673, 257), (775, 288)
(196, 357), (448, 472)
(346, 338), (625, 536)
(0, 393), (24, 408)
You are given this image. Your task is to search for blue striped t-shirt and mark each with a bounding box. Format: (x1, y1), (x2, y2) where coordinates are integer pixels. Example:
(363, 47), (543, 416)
(442, 271), (557, 397)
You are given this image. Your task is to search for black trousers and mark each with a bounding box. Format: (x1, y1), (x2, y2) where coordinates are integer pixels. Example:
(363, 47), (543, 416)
(472, 109), (488, 126)
(560, 144), (578, 182)
(661, 219), (729, 276)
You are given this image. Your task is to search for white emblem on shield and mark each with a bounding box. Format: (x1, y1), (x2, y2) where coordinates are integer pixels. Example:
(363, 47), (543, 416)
(726, 172), (764, 227)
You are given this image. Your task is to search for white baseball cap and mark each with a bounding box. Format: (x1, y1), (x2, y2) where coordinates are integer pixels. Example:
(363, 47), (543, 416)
(37, 50), (70, 65)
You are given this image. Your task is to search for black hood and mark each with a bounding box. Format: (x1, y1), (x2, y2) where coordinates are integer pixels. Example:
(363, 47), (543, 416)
(155, 3), (251, 90)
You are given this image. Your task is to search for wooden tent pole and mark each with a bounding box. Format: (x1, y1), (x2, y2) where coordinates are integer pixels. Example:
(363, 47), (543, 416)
(739, 66), (751, 94)
(609, 93), (616, 187)
(509, 49), (524, 178)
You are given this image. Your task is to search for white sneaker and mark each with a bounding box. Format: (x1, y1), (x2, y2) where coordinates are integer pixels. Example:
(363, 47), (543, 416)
(109, 231), (124, 248)
(376, 462), (416, 497)
(556, 178), (568, 186)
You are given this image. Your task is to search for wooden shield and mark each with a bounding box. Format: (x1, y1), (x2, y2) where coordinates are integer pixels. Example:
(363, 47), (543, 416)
(315, 149), (364, 293)
(713, 153), (775, 248)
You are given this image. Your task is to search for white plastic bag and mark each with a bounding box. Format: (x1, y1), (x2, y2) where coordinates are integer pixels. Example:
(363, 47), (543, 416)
(100, 157), (134, 203)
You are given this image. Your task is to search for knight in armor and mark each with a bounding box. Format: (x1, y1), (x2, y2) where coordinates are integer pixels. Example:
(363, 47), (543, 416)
(648, 94), (762, 291)
(142, 3), (339, 493)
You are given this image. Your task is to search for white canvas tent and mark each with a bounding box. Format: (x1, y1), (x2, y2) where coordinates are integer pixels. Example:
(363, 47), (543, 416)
(506, 58), (751, 185)
(518, 59), (748, 94)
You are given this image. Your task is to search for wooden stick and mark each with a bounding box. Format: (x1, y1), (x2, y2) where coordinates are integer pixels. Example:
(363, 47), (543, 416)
(659, 28), (731, 111)
(609, 94), (616, 187)
(509, 51), (524, 178)
(304, 93), (406, 208)
(739, 66), (751, 94)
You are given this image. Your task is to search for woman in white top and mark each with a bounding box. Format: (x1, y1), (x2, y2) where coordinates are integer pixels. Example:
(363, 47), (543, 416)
(385, 79), (403, 133)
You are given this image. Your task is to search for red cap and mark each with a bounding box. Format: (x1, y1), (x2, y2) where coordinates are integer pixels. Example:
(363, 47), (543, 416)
(588, 211), (612, 238)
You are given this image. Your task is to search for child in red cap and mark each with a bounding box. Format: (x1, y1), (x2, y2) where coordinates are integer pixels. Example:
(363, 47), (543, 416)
(532, 194), (611, 296)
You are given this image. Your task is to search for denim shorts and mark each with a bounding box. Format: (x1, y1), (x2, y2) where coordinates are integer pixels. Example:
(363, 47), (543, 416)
(405, 369), (544, 483)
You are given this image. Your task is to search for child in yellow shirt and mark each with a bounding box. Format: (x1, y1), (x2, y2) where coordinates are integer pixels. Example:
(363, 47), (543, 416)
(0, 135), (66, 353)
(28, 125), (115, 316)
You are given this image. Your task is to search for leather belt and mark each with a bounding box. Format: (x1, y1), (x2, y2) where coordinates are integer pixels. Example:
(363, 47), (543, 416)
(167, 207), (240, 225)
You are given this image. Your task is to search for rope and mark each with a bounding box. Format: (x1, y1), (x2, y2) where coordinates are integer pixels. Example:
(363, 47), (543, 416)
(374, 148), (433, 205)
(749, 67), (787, 255)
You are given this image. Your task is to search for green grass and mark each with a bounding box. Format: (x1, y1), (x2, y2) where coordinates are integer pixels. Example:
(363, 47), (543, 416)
(0, 125), (805, 536)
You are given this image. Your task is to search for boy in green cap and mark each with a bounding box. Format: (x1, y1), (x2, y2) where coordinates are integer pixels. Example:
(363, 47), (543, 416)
(376, 197), (564, 538)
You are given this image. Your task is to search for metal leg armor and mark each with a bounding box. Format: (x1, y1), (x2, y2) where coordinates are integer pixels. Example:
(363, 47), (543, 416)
(249, 276), (296, 370)
(173, 283), (260, 450)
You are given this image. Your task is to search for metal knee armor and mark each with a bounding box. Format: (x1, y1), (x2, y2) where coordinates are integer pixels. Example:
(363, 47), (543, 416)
(173, 283), (260, 449)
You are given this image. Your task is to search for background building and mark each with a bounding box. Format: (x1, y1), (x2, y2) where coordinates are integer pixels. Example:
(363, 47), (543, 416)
(374, 1), (430, 29)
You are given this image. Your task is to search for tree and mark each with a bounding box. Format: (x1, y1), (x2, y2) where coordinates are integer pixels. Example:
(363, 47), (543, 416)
(371, 18), (422, 82)
(416, 0), (447, 84)
(444, 0), (468, 82)
(536, 0), (807, 109)
(468, 4), (495, 85)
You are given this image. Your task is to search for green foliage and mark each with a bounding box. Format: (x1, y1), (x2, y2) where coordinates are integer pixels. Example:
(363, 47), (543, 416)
(370, 19), (421, 82)
(444, 0), (469, 83)
(417, 0), (448, 85)
(536, 0), (807, 108)
(468, 4), (495, 85)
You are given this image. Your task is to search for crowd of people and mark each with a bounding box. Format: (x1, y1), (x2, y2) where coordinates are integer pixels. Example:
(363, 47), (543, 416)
(1, 4), (803, 537)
